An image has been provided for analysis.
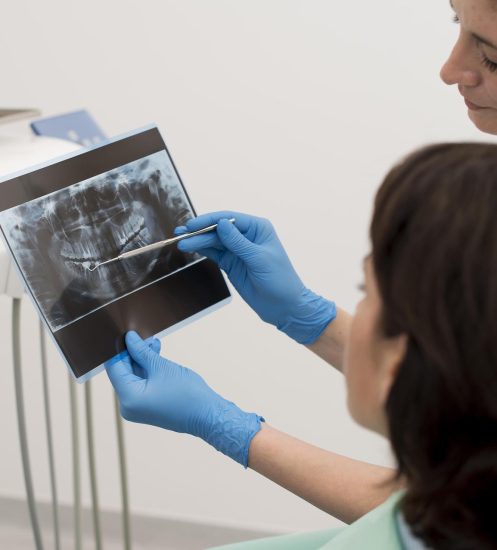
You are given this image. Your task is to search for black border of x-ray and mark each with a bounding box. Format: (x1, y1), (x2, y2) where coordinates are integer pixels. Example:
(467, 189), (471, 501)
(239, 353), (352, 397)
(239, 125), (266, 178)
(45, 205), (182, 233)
(0, 127), (230, 379)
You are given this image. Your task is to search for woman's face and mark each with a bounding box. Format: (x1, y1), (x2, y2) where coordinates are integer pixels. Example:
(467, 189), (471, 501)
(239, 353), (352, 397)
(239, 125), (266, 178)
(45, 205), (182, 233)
(440, 0), (497, 134)
(343, 257), (406, 436)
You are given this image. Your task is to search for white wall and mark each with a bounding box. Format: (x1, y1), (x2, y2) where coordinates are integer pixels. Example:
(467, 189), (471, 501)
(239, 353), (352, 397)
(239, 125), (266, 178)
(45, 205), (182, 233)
(0, 0), (487, 534)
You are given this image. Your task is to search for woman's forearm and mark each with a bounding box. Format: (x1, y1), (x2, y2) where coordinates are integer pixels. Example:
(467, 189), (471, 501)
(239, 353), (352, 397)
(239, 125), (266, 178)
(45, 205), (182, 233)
(306, 307), (352, 373)
(248, 423), (400, 524)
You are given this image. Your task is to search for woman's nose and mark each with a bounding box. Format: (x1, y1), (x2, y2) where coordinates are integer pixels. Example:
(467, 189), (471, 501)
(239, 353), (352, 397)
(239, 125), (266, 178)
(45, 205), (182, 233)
(440, 38), (481, 88)
(440, 59), (480, 87)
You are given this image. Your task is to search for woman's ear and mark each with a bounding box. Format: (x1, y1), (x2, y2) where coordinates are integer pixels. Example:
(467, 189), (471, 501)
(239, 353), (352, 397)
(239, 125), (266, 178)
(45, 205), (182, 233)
(378, 333), (408, 405)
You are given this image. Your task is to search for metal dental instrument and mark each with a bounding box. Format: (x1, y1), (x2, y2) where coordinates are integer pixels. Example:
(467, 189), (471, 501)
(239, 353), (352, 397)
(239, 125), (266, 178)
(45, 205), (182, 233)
(87, 217), (236, 272)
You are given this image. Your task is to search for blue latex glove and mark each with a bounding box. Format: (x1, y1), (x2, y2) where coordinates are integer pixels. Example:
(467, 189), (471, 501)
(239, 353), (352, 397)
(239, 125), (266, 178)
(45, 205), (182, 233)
(175, 211), (336, 344)
(106, 331), (264, 467)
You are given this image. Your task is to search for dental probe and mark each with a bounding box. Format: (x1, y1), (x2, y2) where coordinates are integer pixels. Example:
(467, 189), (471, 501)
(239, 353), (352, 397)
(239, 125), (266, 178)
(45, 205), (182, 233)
(87, 217), (236, 272)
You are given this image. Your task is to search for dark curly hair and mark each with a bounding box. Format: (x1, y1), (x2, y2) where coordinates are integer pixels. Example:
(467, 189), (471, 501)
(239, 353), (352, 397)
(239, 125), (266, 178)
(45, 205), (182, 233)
(371, 143), (497, 549)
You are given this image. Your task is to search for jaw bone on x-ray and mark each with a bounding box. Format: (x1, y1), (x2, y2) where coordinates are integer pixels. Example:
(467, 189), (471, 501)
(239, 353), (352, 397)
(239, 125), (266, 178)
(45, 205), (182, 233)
(1, 151), (199, 332)
(0, 127), (231, 381)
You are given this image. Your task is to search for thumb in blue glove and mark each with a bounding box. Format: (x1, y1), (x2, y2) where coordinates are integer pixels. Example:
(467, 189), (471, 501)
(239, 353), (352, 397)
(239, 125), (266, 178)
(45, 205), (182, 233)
(105, 331), (264, 467)
(177, 212), (336, 344)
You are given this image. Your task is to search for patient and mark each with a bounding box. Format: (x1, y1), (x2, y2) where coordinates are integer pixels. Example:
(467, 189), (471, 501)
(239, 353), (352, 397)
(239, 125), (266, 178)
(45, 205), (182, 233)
(350, 142), (497, 548)
(107, 143), (497, 549)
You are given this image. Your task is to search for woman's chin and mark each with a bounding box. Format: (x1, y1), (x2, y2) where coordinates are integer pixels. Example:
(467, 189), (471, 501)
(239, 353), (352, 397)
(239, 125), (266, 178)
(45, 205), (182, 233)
(468, 109), (497, 135)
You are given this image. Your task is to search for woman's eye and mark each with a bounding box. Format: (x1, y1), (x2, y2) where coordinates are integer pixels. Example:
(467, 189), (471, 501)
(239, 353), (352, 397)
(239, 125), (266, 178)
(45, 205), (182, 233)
(453, 14), (459, 24)
(481, 53), (497, 73)
(357, 283), (366, 293)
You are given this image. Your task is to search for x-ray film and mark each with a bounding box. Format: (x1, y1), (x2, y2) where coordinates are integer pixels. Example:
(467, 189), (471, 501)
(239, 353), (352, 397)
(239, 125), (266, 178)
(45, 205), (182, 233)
(0, 126), (231, 381)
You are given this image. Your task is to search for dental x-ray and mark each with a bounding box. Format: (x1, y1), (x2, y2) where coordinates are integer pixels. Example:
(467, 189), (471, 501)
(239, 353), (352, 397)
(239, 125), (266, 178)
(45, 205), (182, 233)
(1, 150), (198, 331)
(0, 126), (231, 381)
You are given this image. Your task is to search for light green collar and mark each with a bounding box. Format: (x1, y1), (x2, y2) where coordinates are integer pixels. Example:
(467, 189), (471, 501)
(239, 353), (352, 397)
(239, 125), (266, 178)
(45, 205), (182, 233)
(318, 491), (405, 550)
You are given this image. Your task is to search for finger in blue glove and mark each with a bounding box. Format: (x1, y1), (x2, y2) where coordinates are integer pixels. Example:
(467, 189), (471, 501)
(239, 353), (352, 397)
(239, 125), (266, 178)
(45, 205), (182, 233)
(106, 331), (264, 467)
(176, 211), (336, 344)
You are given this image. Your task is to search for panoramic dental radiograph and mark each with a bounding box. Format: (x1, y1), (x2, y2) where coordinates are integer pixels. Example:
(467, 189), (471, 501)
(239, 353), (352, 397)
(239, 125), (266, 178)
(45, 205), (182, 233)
(0, 151), (199, 331)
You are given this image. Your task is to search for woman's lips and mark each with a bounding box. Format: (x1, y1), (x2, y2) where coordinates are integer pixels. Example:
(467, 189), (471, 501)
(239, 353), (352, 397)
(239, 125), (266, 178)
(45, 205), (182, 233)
(464, 97), (486, 111)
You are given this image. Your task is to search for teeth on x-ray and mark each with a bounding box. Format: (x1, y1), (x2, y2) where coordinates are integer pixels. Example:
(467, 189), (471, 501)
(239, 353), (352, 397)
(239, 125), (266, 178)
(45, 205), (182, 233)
(0, 151), (199, 332)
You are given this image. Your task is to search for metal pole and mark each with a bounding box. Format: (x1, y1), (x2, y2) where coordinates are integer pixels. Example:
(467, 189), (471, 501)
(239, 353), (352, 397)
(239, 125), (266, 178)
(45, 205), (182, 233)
(114, 395), (132, 550)
(12, 298), (44, 550)
(39, 320), (61, 550)
(68, 375), (82, 550)
(85, 381), (103, 550)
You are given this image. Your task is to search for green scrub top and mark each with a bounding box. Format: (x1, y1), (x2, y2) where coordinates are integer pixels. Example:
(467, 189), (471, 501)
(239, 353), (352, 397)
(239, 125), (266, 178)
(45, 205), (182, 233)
(209, 491), (405, 550)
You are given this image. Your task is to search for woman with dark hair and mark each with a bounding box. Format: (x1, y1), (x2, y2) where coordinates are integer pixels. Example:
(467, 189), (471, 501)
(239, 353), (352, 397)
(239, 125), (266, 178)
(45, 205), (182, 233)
(353, 142), (497, 548)
(107, 143), (497, 548)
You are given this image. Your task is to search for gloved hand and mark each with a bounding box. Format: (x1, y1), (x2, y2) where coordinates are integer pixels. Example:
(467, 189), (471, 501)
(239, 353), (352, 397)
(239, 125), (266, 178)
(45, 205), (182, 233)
(106, 331), (264, 467)
(175, 211), (336, 344)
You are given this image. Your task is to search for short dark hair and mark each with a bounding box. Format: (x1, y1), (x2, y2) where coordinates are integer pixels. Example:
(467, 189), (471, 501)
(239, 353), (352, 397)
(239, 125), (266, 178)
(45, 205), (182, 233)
(371, 143), (497, 549)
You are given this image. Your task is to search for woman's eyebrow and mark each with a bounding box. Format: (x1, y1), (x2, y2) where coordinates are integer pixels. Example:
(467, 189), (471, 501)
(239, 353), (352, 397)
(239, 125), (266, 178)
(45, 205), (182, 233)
(472, 32), (497, 51)
(449, 0), (497, 51)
